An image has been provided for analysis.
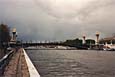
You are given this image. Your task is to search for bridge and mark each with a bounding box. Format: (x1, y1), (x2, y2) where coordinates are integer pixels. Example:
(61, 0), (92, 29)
(9, 42), (67, 47)
(8, 42), (93, 50)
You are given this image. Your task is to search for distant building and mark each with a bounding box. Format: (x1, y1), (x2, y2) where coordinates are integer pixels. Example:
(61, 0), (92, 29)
(99, 36), (115, 44)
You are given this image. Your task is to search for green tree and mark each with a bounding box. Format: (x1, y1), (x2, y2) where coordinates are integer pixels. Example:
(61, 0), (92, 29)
(64, 38), (82, 47)
(85, 39), (95, 45)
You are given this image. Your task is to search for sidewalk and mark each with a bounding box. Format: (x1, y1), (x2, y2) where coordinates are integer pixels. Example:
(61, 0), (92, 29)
(3, 48), (30, 77)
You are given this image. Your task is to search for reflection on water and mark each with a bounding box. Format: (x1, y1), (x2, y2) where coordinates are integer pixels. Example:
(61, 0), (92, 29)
(26, 50), (115, 77)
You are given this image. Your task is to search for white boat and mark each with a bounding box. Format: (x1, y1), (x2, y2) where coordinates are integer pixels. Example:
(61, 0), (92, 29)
(55, 46), (67, 49)
(103, 43), (115, 51)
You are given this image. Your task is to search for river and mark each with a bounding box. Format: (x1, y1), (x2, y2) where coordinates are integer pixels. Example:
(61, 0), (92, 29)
(26, 50), (115, 77)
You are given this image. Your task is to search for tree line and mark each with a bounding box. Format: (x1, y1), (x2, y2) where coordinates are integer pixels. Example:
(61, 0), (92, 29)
(63, 38), (95, 49)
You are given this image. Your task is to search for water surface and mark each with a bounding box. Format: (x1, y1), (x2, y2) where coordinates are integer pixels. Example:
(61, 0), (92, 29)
(26, 50), (115, 77)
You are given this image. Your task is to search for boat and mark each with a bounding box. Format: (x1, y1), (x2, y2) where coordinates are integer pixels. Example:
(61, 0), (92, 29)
(103, 43), (115, 51)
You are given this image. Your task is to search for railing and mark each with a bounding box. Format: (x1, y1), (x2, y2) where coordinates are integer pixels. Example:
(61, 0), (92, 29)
(0, 50), (14, 75)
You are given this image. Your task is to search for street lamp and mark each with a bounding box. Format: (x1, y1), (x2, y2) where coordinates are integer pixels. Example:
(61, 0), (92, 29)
(82, 34), (86, 44)
(12, 28), (17, 42)
(95, 32), (100, 45)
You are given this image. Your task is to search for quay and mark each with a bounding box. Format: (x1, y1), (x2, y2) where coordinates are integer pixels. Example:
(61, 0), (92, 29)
(0, 48), (40, 77)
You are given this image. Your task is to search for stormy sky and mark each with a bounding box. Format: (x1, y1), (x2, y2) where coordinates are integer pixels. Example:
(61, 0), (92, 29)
(0, 0), (115, 41)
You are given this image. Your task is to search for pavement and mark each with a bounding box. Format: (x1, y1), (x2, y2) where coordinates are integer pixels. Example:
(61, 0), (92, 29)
(3, 48), (30, 77)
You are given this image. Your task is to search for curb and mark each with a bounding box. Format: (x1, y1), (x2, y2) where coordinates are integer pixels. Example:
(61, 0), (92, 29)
(23, 49), (40, 77)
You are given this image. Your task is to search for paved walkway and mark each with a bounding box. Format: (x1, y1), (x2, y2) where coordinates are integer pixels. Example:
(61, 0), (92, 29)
(3, 48), (30, 77)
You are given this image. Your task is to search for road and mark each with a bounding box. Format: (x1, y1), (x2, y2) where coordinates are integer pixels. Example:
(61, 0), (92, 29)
(26, 50), (115, 77)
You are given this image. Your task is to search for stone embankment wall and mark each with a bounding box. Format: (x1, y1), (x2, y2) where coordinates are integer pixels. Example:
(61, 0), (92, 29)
(0, 49), (5, 59)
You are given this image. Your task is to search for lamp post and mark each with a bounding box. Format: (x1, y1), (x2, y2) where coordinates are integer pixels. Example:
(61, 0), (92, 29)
(82, 34), (86, 44)
(12, 28), (17, 42)
(95, 32), (100, 45)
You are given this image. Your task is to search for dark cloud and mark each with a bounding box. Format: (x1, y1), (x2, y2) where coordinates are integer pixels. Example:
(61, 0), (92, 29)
(0, 0), (115, 41)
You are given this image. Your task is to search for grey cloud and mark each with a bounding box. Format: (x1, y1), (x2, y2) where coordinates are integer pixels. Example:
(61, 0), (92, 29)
(77, 0), (115, 21)
(0, 0), (115, 41)
(33, 0), (115, 19)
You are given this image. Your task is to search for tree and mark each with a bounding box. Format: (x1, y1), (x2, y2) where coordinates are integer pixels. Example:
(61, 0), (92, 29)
(85, 39), (95, 45)
(64, 38), (82, 47)
(0, 24), (10, 47)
